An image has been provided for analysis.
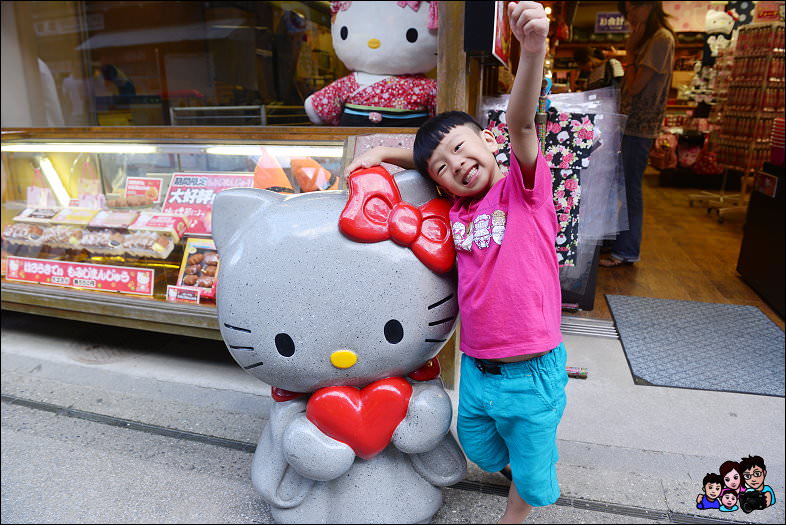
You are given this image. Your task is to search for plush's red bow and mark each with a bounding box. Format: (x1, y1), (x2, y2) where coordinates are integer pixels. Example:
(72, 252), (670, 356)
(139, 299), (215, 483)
(339, 166), (455, 274)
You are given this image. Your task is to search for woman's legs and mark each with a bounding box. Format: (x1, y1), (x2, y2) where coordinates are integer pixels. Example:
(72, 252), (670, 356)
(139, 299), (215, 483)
(609, 135), (654, 263)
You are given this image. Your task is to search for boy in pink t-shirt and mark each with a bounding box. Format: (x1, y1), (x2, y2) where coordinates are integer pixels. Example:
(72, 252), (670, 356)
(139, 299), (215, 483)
(346, 3), (565, 522)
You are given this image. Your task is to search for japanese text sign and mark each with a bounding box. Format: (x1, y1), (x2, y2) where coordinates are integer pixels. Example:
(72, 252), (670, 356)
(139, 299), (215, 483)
(595, 12), (630, 33)
(162, 173), (254, 236)
(6, 256), (154, 295)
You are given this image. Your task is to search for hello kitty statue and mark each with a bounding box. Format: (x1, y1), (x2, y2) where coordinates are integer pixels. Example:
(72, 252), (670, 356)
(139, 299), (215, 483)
(304, 1), (438, 127)
(212, 166), (466, 524)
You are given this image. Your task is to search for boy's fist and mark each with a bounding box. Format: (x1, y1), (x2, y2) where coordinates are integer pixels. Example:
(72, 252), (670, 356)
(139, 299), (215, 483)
(508, 1), (549, 55)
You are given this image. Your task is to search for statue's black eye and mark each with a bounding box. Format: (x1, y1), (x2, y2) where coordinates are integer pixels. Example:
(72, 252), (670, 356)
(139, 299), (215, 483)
(406, 28), (418, 43)
(275, 333), (295, 357)
(384, 320), (404, 344)
(340, 26), (348, 40)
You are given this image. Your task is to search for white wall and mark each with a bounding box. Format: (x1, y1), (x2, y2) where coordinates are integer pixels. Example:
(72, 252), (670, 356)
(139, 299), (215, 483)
(1, 1), (34, 127)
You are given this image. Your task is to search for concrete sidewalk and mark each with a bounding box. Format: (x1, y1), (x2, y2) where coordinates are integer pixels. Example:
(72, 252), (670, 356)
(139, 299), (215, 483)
(1, 311), (783, 524)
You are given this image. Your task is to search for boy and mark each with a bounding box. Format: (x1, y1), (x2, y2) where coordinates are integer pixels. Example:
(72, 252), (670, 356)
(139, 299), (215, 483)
(696, 473), (723, 509)
(347, 3), (563, 523)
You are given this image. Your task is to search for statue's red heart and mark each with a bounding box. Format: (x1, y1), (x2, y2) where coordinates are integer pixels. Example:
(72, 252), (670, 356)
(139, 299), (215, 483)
(305, 377), (413, 460)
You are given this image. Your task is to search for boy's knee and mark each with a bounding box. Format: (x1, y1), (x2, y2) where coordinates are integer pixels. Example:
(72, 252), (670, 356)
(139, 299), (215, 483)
(460, 443), (509, 473)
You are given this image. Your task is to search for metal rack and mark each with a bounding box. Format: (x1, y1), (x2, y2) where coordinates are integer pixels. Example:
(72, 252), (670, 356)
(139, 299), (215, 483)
(693, 22), (785, 223)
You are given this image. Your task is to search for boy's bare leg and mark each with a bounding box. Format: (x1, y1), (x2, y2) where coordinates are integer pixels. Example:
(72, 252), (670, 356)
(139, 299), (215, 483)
(498, 482), (533, 523)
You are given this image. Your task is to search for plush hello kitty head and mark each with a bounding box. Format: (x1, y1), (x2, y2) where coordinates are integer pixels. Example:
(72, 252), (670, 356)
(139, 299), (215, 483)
(330, 1), (438, 75)
(705, 10), (734, 35)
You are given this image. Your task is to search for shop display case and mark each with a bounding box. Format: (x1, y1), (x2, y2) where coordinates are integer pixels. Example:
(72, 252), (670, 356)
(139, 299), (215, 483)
(0, 127), (373, 339)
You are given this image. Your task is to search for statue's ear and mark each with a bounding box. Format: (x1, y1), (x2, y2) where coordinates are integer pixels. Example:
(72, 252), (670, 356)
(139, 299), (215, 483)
(394, 169), (440, 206)
(212, 188), (284, 254)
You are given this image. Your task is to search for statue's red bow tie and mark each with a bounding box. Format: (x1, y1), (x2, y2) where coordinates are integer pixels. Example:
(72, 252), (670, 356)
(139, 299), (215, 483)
(339, 166), (455, 273)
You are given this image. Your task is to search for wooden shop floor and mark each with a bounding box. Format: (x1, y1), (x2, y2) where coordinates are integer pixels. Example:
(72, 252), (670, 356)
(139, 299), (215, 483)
(566, 169), (785, 331)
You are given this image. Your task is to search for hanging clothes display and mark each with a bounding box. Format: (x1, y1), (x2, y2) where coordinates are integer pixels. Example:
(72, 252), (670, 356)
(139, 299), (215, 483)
(543, 107), (596, 267)
(482, 87), (627, 296)
(484, 107), (597, 267)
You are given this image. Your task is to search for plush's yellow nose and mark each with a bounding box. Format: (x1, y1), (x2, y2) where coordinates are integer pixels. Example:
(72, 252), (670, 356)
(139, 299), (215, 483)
(330, 350), (358, 369)
(367, 38), (381, 49)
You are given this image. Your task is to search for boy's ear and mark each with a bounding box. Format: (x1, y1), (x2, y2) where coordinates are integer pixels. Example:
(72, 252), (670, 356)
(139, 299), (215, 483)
(481, 128), (499, 152)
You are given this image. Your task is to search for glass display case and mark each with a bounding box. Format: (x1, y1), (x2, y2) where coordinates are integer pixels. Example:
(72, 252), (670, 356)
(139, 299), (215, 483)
(1, 128), (355, 339)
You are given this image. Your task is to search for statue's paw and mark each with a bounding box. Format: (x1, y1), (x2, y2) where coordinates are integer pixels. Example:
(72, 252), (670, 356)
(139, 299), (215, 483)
(283, 417), (356, 481)
(410, 433), (467, 487)
(392, 383), (451, 454)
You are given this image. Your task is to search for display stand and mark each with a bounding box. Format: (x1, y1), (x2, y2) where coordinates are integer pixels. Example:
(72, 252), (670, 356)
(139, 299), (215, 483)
(703, 22), (785, 222)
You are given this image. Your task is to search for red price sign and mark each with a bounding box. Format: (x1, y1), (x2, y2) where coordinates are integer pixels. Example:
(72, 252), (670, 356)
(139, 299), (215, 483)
(6, 256), (154, 295)
(125, 177), (163, 202)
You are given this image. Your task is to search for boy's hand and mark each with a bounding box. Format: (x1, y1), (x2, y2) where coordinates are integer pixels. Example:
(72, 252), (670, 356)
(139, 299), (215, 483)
(508, 1), (549, 55)
(344, 147), (387, 176)
(344, 146), (415, 176)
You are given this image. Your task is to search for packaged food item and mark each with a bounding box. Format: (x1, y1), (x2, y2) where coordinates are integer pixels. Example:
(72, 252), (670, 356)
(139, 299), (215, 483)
(125, 212), (187, 259)
(176, 238), (219, 300)
(4, 208), (58, 246)
(2, 223), (45, 245)
(51, 208), (99, 227)
(38, 225), (81, 249)
(88, 210), (140, 229)
(13, 208), (61, 224)
(77, 229), (126, 255)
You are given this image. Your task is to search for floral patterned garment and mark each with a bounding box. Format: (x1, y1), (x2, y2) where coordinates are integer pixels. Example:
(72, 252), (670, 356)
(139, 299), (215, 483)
(486, 108), (597, 267)
(308, 73), (437, 126)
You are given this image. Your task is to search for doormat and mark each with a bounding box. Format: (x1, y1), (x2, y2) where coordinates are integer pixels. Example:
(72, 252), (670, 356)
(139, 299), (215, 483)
(605, 295), (785, 397)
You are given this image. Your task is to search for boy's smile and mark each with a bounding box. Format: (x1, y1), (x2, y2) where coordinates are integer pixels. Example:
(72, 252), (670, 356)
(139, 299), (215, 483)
(705, 482), (722, 500)
(428, 124), (504, 198)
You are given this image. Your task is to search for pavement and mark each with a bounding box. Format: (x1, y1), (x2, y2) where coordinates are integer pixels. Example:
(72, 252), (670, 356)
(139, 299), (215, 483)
(1, 309), (784, 524)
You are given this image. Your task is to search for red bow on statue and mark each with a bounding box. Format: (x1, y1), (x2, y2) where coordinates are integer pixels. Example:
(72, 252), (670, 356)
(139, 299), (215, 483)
(339, 166), (455, 274)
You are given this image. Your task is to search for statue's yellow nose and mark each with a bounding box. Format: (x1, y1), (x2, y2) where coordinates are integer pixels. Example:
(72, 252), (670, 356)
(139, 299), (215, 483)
(330, 350), (358, 369)
(367, 38), (381, 49)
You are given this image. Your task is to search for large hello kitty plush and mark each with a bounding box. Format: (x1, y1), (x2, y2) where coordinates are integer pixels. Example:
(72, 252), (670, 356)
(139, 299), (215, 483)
(212, 167), (466, 523)
(304, 1), (438, 127)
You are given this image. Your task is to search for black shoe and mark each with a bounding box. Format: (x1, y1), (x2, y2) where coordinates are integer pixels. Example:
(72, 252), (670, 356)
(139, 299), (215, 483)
(499, 465), (512, 482)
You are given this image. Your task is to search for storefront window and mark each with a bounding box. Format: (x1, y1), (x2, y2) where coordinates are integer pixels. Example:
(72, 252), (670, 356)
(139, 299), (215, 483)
(1, 1), (344, 127)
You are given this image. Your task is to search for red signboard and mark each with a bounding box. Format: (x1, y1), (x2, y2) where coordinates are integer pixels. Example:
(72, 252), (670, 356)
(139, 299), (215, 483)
(125, 176), (163, 203)
(161, 172), (254, 236)
(5, 256), (154, 295)
(166, 285), (201, 304)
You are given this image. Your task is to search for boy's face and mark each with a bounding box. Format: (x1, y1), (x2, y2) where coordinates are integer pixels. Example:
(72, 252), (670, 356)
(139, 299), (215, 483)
(743, 466), (766, 490)
(704, 482), (722, 499)
(427, 124), (502, 198)
(721, 492), (737, 508)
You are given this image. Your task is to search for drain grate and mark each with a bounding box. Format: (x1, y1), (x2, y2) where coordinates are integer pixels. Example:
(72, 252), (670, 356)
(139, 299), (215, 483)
(3, 393), (749, 525)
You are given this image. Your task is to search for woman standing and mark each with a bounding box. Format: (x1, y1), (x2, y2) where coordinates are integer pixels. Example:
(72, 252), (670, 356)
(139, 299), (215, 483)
(600, 1), (675, 267)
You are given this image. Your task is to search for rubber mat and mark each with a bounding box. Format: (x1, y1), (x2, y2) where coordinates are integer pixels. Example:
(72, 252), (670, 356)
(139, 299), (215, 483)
(605, 295), (784, 397)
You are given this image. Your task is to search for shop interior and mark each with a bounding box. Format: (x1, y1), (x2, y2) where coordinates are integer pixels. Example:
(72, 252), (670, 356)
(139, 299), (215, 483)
(2, 0), (784, 356)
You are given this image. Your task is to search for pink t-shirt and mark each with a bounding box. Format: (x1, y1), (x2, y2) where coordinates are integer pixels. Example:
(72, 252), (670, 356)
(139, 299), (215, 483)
(449, 149), (562, 359)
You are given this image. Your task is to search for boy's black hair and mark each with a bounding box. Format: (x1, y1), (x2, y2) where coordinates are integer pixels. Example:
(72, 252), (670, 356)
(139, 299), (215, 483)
(739, 455), (766, 473)
(702, 473), (723, 487)
(413, 111), (484, 177)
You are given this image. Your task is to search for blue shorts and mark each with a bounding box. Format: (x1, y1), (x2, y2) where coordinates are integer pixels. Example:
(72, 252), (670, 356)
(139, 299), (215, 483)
(457, 343), (568, 507)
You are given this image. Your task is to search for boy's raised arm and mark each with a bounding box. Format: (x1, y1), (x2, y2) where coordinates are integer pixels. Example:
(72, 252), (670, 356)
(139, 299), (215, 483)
(506, 2), (549, 180)
(344, 146), (415, 176)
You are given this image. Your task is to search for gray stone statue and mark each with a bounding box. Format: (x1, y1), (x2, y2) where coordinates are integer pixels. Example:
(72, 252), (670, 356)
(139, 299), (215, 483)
(212, 168), (467, 524)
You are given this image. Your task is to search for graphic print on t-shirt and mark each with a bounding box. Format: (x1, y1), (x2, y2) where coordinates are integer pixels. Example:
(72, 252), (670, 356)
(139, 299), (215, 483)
(452, 210), (507, 251)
